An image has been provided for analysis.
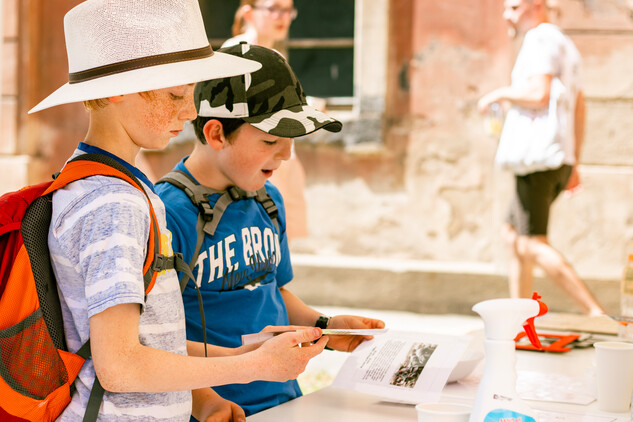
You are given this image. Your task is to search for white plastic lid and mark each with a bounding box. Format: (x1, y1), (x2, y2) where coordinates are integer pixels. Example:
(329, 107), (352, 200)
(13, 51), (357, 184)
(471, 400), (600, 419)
(472, 298), (539, 340)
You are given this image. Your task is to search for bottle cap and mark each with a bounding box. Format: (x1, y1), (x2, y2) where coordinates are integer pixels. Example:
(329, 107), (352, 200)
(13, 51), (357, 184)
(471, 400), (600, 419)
(472, 297), (540, 340)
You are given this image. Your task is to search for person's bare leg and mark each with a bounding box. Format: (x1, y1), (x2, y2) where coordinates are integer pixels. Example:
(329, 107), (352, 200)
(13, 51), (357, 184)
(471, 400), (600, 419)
(526, 235), (605, 316)
(503, 223), (535, 298)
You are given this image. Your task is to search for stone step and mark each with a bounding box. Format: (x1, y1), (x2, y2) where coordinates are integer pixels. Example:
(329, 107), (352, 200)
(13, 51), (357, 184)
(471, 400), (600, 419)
(289, 254), (620, 316)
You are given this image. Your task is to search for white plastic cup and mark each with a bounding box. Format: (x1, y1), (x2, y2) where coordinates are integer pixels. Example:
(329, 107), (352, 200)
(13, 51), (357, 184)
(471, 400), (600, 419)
(415, 402), (471, 422)
(594, 341), (633, 413)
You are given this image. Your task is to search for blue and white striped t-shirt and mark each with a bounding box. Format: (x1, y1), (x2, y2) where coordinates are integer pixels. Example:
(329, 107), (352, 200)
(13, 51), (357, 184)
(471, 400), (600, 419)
(49, 147), (191, 421)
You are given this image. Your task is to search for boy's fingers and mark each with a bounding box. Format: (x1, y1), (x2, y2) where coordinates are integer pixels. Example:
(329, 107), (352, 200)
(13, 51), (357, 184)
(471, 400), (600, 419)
(300, 335), (329, 354)
(261, 325), (305, 333)
(314, 335), (329, 349)
(295, 328), (322, 345)
(274, 328), (321, 347)
(231, 405), (246, 422)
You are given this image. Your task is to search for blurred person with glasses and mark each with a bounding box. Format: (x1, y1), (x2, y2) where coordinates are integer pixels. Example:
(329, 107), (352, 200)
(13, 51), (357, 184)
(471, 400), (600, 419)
(223, 0), (312, 241)
(224, 0), (297, 56)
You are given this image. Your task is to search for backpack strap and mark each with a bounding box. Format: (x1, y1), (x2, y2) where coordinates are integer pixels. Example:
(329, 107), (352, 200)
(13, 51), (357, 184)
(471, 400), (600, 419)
(254, 187), (279, 231)
(83, 377), (105, 422)
(156, 170), (223, 357)
(156, 171), (280, 358)
(225, 186), (279, 233)
(157, 170), (223, 236)
(157, 171), (280, 291)
(157, 171), (279, 265)
(157, 171), (220, 283)
(48, 153), (166, 294)
(74, 340), (103, 422)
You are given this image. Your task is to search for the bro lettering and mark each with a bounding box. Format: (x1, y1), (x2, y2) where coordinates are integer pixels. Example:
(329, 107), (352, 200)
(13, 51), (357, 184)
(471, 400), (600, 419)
(193, 226), (281, 288)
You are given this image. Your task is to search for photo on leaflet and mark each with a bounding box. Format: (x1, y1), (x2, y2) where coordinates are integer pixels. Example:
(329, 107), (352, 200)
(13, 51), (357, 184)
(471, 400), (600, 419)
(389, 343), (438, 388)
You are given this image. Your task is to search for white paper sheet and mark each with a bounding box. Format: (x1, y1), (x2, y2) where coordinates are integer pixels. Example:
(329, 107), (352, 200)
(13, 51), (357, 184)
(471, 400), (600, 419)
(331, 330), (470, 404)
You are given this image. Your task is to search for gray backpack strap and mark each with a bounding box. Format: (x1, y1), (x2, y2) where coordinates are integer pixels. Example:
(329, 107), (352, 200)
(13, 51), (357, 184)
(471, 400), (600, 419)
(203, 190), (234, 236)
(156, 172), (280, 357)
(156, 171), (279, 284)
(156, 170), (221, 357)
(158, 171), (222, 226)
(223, 186), (279, 231)
(254, 187), (279, 231)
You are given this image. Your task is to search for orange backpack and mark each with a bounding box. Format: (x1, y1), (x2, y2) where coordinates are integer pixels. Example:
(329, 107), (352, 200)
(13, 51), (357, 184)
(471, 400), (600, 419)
(0, 153), (190, 422)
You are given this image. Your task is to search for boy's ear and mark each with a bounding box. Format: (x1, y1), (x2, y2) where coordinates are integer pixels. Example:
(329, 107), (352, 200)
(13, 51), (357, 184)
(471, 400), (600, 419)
(203, 120), (227, 150)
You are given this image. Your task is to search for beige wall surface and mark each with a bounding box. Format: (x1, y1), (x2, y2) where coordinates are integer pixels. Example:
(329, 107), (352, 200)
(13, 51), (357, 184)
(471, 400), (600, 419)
(292, 0), (633, 315)
(2, 0), (632, 313)
(304, 1), (633, 265)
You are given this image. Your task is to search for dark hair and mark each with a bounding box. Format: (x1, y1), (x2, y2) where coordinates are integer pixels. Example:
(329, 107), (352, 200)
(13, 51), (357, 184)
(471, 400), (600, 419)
(192, 116), (245, 144)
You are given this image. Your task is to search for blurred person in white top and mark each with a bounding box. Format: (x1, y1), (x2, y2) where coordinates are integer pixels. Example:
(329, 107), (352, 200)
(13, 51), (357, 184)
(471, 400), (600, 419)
(478, 0), (604, 316)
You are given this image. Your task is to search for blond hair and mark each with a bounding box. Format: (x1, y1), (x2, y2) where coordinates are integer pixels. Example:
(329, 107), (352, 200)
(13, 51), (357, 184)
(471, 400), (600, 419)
(83, 91), (155, 111)
(83, 98), (111, 110)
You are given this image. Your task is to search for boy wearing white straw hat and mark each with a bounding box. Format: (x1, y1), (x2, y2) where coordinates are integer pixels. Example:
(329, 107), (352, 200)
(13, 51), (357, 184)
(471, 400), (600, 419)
(30, 1), (328, 421)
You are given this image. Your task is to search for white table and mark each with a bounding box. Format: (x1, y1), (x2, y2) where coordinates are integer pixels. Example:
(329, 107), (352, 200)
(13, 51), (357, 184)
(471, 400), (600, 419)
(248, 334), (631, 421)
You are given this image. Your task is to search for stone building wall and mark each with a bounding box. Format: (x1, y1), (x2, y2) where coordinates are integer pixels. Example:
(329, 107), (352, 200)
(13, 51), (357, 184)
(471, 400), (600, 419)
(1, 0), (85, 193)
(289, 0), (633, 314)
(295, 0), (633, 283)
(2, 0), (632, 313)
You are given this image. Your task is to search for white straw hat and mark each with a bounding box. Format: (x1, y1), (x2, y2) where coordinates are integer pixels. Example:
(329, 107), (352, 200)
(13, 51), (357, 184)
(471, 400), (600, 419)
(29, 0), (261, 113)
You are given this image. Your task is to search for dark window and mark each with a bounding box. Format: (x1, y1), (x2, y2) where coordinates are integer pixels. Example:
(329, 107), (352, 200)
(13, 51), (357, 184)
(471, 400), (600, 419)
(198, 0), (238, 43)
(198, 0), (354, 99)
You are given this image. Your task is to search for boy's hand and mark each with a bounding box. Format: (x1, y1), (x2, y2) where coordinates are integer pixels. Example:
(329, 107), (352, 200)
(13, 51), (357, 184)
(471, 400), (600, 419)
(260, 325), (304, 333)
(326, 315), (386, 352)
(192, 388), (245, 422)
(234, 325), (307, 354)
(201, 399), (244, 422)
(254, 328), (328, 382)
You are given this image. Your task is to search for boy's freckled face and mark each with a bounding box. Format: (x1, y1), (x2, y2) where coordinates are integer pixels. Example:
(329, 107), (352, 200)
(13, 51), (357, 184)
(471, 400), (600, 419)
(218, 123), (292, 192)
(122, 84), (196, 150)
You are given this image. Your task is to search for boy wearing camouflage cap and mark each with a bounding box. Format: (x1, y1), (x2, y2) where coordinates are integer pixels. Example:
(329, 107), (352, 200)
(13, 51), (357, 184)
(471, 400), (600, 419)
(156, 43), (385, 416)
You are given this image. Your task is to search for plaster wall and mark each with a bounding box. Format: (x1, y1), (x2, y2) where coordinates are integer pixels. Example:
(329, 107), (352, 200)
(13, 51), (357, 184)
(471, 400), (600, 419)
(294, 0), (633, 292)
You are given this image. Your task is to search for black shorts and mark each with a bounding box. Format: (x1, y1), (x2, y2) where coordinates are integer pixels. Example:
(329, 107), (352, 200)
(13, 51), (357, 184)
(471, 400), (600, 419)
(506, 165), (572, 236)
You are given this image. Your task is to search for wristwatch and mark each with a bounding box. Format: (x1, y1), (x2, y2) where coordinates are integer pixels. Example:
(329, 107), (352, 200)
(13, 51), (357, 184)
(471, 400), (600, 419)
(315, 315), (330, 329)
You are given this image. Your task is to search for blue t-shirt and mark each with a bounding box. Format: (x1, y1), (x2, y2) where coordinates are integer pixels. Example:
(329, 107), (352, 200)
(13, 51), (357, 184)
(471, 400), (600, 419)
(156, 158), (300, 417)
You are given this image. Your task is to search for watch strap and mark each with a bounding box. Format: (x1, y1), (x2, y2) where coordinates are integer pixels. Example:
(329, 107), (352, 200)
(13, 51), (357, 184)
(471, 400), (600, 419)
(315, 315), (330, 329)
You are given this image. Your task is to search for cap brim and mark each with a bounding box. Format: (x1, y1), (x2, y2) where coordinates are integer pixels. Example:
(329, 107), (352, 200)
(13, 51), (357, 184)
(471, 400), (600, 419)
(29, 51), (261, 113)
(244, 104), (342, 138)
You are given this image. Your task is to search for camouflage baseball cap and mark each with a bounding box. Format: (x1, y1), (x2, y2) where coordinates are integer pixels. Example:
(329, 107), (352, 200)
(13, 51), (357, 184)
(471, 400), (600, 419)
(194, 42), (342, 137)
